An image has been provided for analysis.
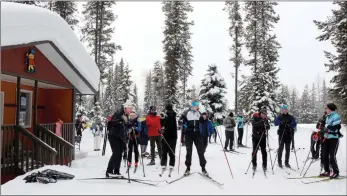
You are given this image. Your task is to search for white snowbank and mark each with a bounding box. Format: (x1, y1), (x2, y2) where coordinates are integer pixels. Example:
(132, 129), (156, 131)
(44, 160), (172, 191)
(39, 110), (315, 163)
(2, 124), (346, 195)
(1, 2), (99, 94)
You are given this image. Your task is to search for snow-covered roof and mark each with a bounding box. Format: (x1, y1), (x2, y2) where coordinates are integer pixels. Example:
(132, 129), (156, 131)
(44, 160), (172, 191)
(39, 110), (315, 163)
(1, 2), (100, 94)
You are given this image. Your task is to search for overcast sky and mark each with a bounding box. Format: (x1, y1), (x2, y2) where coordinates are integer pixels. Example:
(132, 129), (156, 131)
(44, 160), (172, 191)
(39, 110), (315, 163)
(92, 2), (335, 109)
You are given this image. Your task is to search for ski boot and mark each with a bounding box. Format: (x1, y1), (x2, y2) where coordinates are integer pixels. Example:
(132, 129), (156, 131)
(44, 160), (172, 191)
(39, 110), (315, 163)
(184, 167), (190, 176)
(147, 160), (155, 166)
(252, 165), (257, 171)
(168, 166), (174, 177)
(159, 166), (166, 177)
(262, 166), (267, 171)
(224, 148), (229, 152)
(134, 162), (139, 173)
(330, 173), (339, 179)
(202, 167), (209, 176)
(278, 162), (283, 168)
(108, 171), (122, 178)
(285, 162), (291, 168)
(319, 171), (330, 177)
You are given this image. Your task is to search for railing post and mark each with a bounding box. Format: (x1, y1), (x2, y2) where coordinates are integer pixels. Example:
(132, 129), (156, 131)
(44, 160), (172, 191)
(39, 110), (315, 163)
(14, 77), (21, 172)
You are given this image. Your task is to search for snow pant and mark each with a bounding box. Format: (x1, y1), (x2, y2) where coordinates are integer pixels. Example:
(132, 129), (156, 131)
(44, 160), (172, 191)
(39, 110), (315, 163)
(310, 139), (321, 159)
(291, 131), (295, 150)
(238, 128), (244, 145)
(76, 129), (82, 137)
(252, 134), (267, 168)
(209, 131), (217, 143)
(323, 138), (339, 174)
(181, 130), (186, 146)
(149, 136), (163, 161)
(127, 137), (140, 164)
(106, 135), (125, 174)
(93, 135), (101, 150)
(185, 131), (207, 168)
(123, 138), (128, 160)
(224, 131), (234, 150)
(278, 134), (292, 164)
(161, 137), (177, 167)
(141, 145), (147, 154)
(202, 135), (208, 152)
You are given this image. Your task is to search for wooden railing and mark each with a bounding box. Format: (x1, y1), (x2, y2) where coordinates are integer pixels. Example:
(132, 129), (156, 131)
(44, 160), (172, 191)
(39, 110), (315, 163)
(36, 125), (74, 166)
(1, 125), (57, 175)
(40, 123), (74, 144)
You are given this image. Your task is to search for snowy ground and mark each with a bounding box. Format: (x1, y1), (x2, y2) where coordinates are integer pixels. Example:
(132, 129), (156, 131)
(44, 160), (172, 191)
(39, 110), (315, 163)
(2, 125), (346, 195)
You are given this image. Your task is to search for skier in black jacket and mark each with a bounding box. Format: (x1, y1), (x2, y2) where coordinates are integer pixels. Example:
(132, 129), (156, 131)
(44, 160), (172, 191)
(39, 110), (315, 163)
(251, 108), (270, 171)
(106, 100), (134, 178)
(160, 103), (178, 173)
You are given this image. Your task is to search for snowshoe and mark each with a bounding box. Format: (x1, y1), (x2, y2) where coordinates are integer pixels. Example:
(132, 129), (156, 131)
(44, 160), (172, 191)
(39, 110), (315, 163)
(147, 160), (155, 166)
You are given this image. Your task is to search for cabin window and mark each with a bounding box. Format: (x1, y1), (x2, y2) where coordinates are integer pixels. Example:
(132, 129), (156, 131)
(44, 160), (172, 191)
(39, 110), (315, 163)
(18, 90), (32, 128)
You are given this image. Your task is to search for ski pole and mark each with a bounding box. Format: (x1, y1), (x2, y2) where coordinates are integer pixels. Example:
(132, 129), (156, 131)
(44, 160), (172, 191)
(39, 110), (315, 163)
(271, 129), (286, 173)
(245, 123), (248, 147)
(300, 147), (311, 176)
(133, 130), (145, 177)
(161, 135), (176, 156)
(125, 134), (131, 183)
(266, 131), (274, 174)
(292, 130), (300, 170)
(216, 126), (234, 178)
(245, 131), (265, 174)
(302, 159), (315, 177)
(177, 125), (183, 174)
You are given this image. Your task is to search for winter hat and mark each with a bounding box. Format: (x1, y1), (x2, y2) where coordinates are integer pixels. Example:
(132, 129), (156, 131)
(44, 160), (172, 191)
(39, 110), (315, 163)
(191, 101), (199, 107)
(229, 112), (234, 117)
(149, 106), (157, 112)
(281, 104), (288, 110)
(260, 107), (267, 114)
(165, 103), (173, 111)
(123, 100), (134, 109)
(326, 103), (337, 111)
(202, 112), (208, 116)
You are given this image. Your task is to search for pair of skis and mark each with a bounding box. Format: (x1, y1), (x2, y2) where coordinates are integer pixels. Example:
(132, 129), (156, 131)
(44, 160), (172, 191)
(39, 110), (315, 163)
(221, 149), (246, 155)
(77, 176), (164, 186)
(167, 172), (224, 188)
(286, 175), (346, 184)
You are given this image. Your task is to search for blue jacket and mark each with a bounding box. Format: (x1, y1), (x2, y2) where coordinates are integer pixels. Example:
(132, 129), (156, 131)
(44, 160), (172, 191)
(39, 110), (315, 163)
(325, 111), (341, 139)
(199, 120), (214, 136)
(236, 116), (245, 129)
(274, 113), (297, 135)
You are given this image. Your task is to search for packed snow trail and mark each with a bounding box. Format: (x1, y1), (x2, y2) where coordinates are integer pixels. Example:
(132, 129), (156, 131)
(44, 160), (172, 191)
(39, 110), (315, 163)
(2, 124), (346, 195)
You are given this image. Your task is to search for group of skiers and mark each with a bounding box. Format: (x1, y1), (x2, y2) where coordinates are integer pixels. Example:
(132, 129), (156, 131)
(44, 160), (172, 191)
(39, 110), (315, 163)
(103, 98), (343, 180)
(250, 103), (342, 179)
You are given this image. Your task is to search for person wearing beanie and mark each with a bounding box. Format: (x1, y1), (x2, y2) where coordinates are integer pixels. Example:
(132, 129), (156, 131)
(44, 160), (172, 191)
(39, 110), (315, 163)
(236, 114), (246, 147)
(310, 112), (327, 169)
(319, 103), (342, 179)
(181, 100), (208, 176)
(208, 114), (217, 143)
(159, 103), (178, 174)
(274, 104), (297, 169)
(146, 106), (163, 165)
(106, 100), (134, 178)
(199, 112), (214, 152)
(126, 112), (140, 171)
(251, 108), (270, 171)
(223, 112), (236, 151)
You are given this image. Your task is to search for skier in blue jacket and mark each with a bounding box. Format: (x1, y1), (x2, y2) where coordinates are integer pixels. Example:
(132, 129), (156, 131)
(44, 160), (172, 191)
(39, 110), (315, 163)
(200, 112), (213, 152)
(236, 114), (246, 147)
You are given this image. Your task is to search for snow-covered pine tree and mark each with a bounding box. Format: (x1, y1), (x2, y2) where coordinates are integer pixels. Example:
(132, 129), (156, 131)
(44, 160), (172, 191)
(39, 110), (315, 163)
(15, 1), (38, 6)
(132, 84), (139, 112)
(143, 71), (153, 114)
(278, 84), (290, 105)
(299, 85), (314, 123)
(47, 1), (79, 30)
(162, 1), (193, 106)
(81, 1), (121, 101)
(310, 83), (319, 121)
(89, 102), (104, 124)
(321, 79), (329, 109)
(123, 63), (133, 102)
(224, 1), (244, 114)
(199, 64), (228, 118)
(244, 1), (281, 119)
(237, 75), (253, 115)
(314, 2), (347, 122)
(102, 67), (114, 116)
(75, 104), (89, 122)
(288, 88), (300, 118)
(152, 61), (165, 109)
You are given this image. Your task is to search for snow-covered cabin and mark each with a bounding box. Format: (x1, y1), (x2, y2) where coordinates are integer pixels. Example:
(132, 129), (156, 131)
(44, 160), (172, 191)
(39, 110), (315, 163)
(0, 2), (99, 184)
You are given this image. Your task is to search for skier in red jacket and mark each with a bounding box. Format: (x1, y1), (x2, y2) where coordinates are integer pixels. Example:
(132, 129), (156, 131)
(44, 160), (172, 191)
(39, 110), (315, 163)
(146, 106), (163, 165)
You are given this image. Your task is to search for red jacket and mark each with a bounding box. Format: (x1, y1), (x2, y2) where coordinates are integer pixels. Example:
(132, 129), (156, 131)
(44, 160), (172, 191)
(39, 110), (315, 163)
(146, 114), (161, 137)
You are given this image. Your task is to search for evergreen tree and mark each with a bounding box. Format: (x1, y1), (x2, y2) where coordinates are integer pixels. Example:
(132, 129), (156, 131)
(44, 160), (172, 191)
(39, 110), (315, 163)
(199, 64), (228, 118)
(314, 1), (347, 122)
(152, 61), (165, 109)
(75, 104), (89, 122)
(244, 1), (281, 119)
(102, 67), (114, 116)
(81, 1), (121, 100)
(48, 1), (79, 30)
(15, 1), (38, 6)
(237, 75), (253, 115)
(89, 102), (104, 123)
(132, 84), (139, 112)
(112, 63), (123, 111)
(278, 84), (290, 105)
(321, 79), (329, 107)
(123, 63), (133, 102)
(162, 1), (193, 106)
(289, 88), (300, 118)
(310, 83), (319, 121)
(299, 85), (314, 123)
(224, 1), (244, 114)
(143, 71), (153, 113)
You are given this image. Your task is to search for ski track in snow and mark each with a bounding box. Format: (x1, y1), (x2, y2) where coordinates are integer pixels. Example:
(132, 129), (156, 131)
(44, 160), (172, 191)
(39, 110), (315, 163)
(2, 125), (346, 195)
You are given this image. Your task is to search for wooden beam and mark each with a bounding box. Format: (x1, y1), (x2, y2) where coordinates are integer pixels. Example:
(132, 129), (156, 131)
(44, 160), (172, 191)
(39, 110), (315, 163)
(71, 88), (76, 160)
(33, 80), (38, 135)
(14, 76), (21, 171)
(16, 77), (21, 126)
